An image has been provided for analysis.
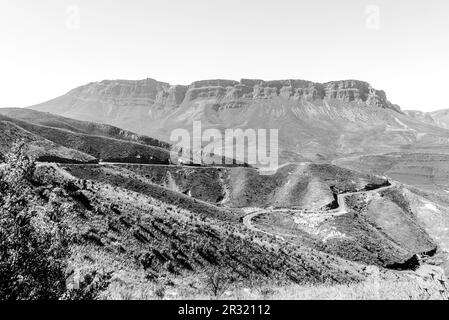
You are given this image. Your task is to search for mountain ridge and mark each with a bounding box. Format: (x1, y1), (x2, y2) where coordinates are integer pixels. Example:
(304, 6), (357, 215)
(32, 77), (400, 113)
(0, 109), (173, 164)
(28, 77), (449, 164)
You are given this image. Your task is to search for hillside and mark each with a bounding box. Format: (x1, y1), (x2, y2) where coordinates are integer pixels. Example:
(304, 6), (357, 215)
(0, 108), (249, 167)
(249, 185), (437, 270)
(0, 110), (172, 164)
(333, 152), (449, 271)
(106, 163), (388, 209)
(29, 163), (374, 298)
(59, 162), (443, 274)
(405, 109), (449, 130)
(0, 108), (171, 149)
(29, 78), (449, 163)
(2, 141), (446, 299)
(0, 116), (96, 163)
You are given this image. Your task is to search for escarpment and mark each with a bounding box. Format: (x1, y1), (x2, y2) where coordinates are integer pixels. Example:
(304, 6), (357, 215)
(49, 78), (399, 112)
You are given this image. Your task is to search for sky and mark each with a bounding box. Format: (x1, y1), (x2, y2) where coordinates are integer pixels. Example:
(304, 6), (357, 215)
(0, 0), (448, 111)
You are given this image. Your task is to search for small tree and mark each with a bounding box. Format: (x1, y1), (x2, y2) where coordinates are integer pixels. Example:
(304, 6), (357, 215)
(0, 141), (69, 300)
(204, 267), (232, 298)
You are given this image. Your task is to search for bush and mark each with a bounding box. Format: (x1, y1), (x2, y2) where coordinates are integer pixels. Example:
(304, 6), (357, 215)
(0, 141), (69, 300)
(204, 268), (232, 298)
(64, 270), (112, 300)
(153, 284), (166, 300)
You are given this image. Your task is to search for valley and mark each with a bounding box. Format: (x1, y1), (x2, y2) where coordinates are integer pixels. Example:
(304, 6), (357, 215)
(3, 0), (449, 302)
(34, 159), (449, 299)
(1, 77), (449, 300)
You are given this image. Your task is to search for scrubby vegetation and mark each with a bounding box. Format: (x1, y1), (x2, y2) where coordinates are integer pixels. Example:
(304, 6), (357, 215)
(32, 162), (375, 298)
(0, 118), (96, 163)
(0, 113), (170, 164)
(0, 140), (446, 300)
(0, 141), (68, 300)
(181, 271), (448, 300)
(113, 163), (389, 209)
(327, 189), (437, 269)
(0, 108), (172, 150)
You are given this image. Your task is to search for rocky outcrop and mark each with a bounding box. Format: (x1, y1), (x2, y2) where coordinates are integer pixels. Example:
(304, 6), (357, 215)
(180, 78), (398, 111)
(69, 79), (184, 108)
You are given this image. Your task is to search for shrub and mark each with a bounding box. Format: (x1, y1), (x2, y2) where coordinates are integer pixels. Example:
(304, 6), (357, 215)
(153, 284), (166, 300)
(164, 261), (176, 274)
(204, 268), (232, 298)
(0, 141), (69, 300)
(64, 270), (112, 300)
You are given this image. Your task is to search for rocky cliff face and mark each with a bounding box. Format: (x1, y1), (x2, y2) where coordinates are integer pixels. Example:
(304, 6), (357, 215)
(183, 79), (397, 110)
(70, 79), (183, 108)
(64, 78), (398, 112)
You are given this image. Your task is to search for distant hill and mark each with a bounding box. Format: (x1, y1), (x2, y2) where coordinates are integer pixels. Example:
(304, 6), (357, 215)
(405, 109), (449, 130)
(28, 78), (449, 163)
(0, 108), (172, 164)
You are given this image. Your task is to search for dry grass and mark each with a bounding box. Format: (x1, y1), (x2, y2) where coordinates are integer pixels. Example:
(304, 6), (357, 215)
(249, 277), (447, 300)
(99, 276), (449, 301)
(98, 265), (449, 300)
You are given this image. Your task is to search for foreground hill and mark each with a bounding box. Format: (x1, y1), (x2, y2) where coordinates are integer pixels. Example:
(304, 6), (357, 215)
(61, 163), (441, 273)
(29, 78), (449, 163)
(2, 141), (446, 299)
(334, 152), (449, 271)
(31, 163), (373, 298)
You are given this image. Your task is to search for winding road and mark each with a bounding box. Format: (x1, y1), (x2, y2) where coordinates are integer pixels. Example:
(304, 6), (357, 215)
(243, 181), (397, 241)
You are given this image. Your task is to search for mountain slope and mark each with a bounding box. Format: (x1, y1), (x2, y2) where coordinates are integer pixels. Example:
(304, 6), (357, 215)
(60, 162), (439, 271)
(405, 109), (449, 130)
(0, 117), (96, 163)
(32, 163), (368, 295)
(0, 109), (172, 164)
(0, 108), (171, 149)
(111, 163), (388, 209)
(29, 78), (449, 163)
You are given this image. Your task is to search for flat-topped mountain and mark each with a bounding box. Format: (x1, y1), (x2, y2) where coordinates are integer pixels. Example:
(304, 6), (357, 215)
(29, 78), (449, 163)
(30, 78), (399, 116)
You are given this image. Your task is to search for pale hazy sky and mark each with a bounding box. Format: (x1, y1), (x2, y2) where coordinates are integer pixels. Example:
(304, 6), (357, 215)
(1, 0), (448, 111)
